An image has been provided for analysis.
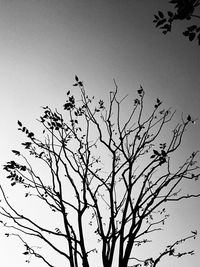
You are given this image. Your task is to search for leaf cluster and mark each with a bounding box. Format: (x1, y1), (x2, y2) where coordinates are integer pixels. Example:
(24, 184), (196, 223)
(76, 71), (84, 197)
(153, 0), (200, 45)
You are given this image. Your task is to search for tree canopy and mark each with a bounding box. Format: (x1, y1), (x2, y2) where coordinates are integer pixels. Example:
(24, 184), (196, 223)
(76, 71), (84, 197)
(1, 77), (200, 267)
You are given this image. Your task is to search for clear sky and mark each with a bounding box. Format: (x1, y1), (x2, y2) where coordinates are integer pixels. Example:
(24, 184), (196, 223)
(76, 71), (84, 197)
(0, 0), (200, 266)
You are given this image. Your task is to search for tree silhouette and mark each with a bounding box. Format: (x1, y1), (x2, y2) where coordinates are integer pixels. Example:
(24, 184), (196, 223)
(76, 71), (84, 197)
(1, 76), (200, 267)
(153, 0), (200, 45)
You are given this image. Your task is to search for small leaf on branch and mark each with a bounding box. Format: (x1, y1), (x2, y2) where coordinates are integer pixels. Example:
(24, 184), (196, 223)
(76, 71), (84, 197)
(156, 98), (162, 105)
(191, 230), (197, 235)
(22, 142), (32, 149)
(189, 32), (196, 41)
(28, 132), (34, 138)
(17, 120), (22, 127)
(137, 86), (144, 96)
(153, 149), (160, 156)
(188, 25), (197, 31)
(78, 81), (83, 86)
(64, 103), (73, 110)
(12, 150), (20, 156)
(75, 75), (79, 82)
(183, 30), (189, 36)
(168, 11), (174, 17)
(161, 150), (167, 157)
(169, 248), (175, 255)
(134, 98), (140, 105)
(156, 19), (166, 28)
(158, 10), (164, 18)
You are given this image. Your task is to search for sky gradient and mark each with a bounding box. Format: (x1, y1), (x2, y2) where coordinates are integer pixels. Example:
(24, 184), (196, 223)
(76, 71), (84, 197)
(0, 0), (200, 266)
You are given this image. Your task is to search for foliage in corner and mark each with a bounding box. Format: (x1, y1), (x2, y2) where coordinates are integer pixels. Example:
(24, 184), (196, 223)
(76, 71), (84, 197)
(154, 0), (200, 45)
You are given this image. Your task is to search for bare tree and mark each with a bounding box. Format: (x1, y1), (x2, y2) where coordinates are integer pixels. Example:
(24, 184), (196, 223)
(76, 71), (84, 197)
(1, 76), (199, 267)
(154, 0), (200, 45)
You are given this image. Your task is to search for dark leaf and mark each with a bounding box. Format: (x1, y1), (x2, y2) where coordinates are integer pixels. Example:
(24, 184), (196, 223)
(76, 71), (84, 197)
(191, 230), (197, 235)
(20, 165), (26, 171)
(134, 98), (140, 105)
(56, 123), (62, 128)
(42, 106), (48, 109)
(22, 142), (32, 149)
(188, 25), (197, 31)
(167, 11), (174, 17)
(28, 132), (34, 138)
(158, 11), (164, 18)
(137, 86), (143, 96)
(153, 149), (160, 156)
(189, 32), (196, 41)
(67, 90), (70, 95)
(64, 102), (74, 110)
(183, 30), (189, 36)
(161, 150), (167, 157)
(169, 248), (175, 255)
(159, 157), (166, 165)
(156, 19), (167, 28)
(12, 150), (20, 156)
(17, 120), (22, 127)
(75, 75), (79, 82)
(78, 81), (83, 86)
(161, 24), (171, 31)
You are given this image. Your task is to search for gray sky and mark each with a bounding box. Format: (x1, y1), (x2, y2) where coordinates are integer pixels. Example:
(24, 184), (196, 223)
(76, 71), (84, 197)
(0, 0), (200, 266)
